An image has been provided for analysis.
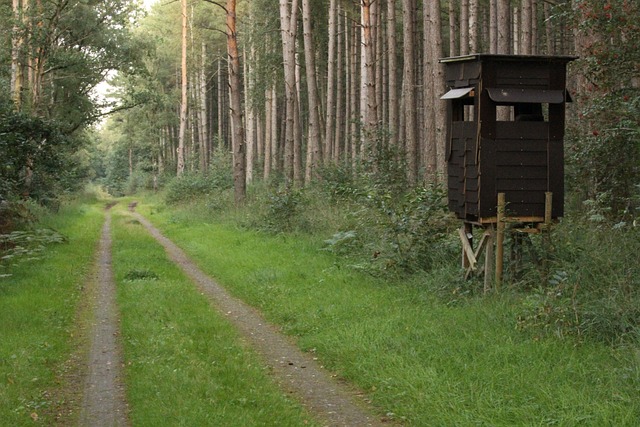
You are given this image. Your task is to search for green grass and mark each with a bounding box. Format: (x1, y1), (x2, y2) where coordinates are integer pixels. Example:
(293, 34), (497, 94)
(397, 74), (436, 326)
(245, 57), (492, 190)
(138, 197), (640, 425)
(0, 199), (106, 425)
(110, 204), (317, 426)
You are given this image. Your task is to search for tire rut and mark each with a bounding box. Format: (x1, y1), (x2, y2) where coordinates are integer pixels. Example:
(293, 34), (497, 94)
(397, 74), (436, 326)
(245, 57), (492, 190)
(132, 210), (388, 427)
(80, 208), (129, 426)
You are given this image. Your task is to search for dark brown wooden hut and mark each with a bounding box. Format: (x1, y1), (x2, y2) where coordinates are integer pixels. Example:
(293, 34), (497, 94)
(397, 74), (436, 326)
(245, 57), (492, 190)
(440, 54), (576, 224)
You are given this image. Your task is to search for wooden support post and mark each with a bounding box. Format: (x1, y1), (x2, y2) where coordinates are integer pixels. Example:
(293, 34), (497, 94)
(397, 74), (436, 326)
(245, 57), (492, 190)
(484, 225), (495, 293)
(495, 193), (506, 292)
(459, 226), (477, 271)
(544, 191), (553, 227)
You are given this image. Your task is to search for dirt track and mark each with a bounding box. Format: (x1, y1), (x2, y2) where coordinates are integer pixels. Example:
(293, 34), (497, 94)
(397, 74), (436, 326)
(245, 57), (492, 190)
(78, 204), (387, 426)
(132, 210), (387, 426)
(80, 207), (129, 426)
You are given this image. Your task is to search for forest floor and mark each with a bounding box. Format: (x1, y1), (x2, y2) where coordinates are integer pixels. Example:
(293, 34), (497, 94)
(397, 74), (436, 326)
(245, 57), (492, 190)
(76, 203), (387, 426)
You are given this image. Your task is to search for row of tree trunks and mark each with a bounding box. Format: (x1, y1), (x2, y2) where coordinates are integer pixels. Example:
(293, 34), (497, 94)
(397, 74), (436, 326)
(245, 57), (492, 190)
(157, 0), (576, 191)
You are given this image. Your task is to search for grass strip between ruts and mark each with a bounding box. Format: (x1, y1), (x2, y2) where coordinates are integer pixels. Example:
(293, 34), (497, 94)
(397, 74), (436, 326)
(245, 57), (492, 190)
(110, 204), (317, 426)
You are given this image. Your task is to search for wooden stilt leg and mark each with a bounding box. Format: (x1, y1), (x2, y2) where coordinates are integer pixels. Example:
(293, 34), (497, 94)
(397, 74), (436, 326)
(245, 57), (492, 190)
(484, 225), (495, 293)
(496, 193), (506, 292)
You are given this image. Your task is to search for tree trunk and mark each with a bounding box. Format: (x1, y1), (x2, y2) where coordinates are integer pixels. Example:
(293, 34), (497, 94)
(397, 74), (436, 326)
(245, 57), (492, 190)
(490, 0), (498, 53)
(469, 0), (479, 53)
(349, 20), (359, 168)
(324, 0), (338, 163)
(387, 0), (399, 148)
(333, 8), (344, 162)
(361, 0), (378, 135)
(177, 0), (188, 176)
(449, 0), (458, 56)
(461, 0), (469, 55)
(226, 0), (246, 204)
(11, 0), (24, 109)
(424, 0), (437, 182)
(302, 0), (322, 184)
(497, 0), (510, 54)
(244, 46), (255, 184)
(199, 42), (209, 171)
(402, 0), (417, 185)
(279, 0), (299, 186)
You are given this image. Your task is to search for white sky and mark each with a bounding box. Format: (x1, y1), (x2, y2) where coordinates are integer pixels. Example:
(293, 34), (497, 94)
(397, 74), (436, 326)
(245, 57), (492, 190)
(143, 0), (158, 10)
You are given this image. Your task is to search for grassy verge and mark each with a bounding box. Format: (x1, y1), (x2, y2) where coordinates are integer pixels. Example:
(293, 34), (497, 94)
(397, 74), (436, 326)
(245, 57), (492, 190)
(110, 203), (316, 426)
(137, 197), (640, 425)
(0, 198), (106, 425)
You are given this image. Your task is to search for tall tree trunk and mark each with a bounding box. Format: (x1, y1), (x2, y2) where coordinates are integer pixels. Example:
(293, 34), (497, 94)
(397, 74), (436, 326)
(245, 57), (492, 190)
(361, 0), (378, 135)
(264, 87), (273, 181)
(497, 0), (510, 54)
(469, 0), (479, 53)
(333, 8), (344, 162)
(177, 0), (188, 176)
(402, 0), (418, 185)
(490, 0), (498, 53)
(11, 0), (24, 109)
(387, 0), (399, 147)
(302, 0), (322, 184)
(449, 0), (458, 56)
(432, 1), (447, 178)
(226, 0), (246, 204)
(461, 0), (469, 55)
(521, 0), (532, 54)
(324, 0), (338, 163)
(199, 43), (209, 172)
(424, 0), (437, 182)
(244, 46), (255, 184)
(349, 21), (359, 168)
(279, 0), (299, 186)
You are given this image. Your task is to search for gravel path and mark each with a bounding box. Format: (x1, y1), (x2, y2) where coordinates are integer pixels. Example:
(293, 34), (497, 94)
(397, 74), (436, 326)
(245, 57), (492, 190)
(80, 208), (129, 426)
(133, 211), (388, 427)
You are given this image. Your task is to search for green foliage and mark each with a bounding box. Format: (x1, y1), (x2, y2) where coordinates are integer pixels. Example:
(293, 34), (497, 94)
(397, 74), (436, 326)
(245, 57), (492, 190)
(565, 0), (640, 220)
(164, 153), (233, 204)
(0, 229), (67, 279)
(261, 187), (309, 233)
(318, 128), (457, 275)
(123, 268), (159, 282)
(516, 218), (640, 344)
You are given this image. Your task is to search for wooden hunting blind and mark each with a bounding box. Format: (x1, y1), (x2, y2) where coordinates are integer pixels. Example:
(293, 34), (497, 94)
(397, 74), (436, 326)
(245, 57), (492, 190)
(439, 54), (576, 289)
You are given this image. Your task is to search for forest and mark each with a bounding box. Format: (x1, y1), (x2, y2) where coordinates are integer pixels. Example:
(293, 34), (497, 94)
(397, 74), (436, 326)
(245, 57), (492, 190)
(1, 0), (639, 337)
(1, 0), (640, 424)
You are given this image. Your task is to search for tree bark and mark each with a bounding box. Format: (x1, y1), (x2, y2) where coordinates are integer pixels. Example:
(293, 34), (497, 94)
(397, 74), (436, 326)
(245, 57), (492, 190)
(177, 0), (188, 176)
(461, 0), (469, 55)
(226, 0), (246, 203)
(387, 0), (399, 148)
(402, 0), (418, 185)
(497, 0), (510, 54)
(302, 0), (322, 183)
(361, 0), (378, 135)
(279, 0), (299, 186)
(324, 0), (338, 163)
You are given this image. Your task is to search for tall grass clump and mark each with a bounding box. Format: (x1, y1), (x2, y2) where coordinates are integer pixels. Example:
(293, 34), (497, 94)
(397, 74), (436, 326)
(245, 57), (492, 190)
(517, 216), (640, 344)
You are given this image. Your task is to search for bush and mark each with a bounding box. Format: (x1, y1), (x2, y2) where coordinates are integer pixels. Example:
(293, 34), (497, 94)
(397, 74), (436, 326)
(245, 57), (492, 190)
(164, 154), (233, 204)
(516, 218), (640, 344)
(261, 187), (309, 233)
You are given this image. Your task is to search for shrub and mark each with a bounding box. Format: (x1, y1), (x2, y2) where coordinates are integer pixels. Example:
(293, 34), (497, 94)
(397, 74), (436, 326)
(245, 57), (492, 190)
(261, 187), (309, 233)
(164, 154), (233, 204)
(516, 218), (640, 344)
